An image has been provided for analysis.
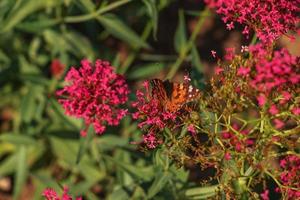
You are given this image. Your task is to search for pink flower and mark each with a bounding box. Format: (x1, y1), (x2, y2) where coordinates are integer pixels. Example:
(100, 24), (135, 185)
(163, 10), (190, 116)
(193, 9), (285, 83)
(221, 132), (232, 139)
(57, 59), (129, 135)
(132, 81), (177, 148)
(235, 142), (242, 152)
(278, 155), (300, 199)
(224, 152), (231, 160)
(51, 59), (65, 78)
(215, 66), (224, 75)
(237, 66), (250, 76)
(280, 91), (292, 104)
(43, 188), (59, 200)
(224, 47), (235, 60)
(245, 139), (254, 146)
(257, 94), (267, 107)
(291, 107), (300, 115)
(184, 75), (191, 82)
(269, 104), (279, 115)
(211, 50), (217, 58)
(241, 45), (248, 52)
(226, 22), (234, 30)
(260, 189), (269, 200)
(187, 124), (197, 136)
(43, 186), (82, 200)
(249, 46), (299, 98)
(143, 132), (159, 149)
(205, 0), (299, 43)
(273, 119), (284, 129)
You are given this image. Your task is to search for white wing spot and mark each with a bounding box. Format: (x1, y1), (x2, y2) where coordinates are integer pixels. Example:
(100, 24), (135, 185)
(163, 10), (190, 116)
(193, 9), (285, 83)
(188, 85), (193, 92)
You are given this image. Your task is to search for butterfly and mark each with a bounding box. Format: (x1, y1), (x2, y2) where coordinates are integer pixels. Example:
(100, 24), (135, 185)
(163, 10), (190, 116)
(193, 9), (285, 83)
(150, 79), (201, 113)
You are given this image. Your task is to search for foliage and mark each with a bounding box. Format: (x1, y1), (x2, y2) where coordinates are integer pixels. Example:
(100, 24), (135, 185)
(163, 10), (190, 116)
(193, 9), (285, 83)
(0, 0), (299, 200)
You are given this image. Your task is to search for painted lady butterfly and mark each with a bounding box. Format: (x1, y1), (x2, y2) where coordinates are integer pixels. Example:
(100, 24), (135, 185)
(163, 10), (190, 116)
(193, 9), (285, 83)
(150, 79), (201, 112)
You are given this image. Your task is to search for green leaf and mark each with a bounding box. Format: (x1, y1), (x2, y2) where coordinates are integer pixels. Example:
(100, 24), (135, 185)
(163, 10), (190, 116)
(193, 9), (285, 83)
(0, 49), (10, 64)
(0, 133), (37, 146)
(128, 63), (165, 79)
(142, 0), (158, 39)
(147, 171), (170, 198)
(97, 14), (150, 49)
(1, 0), (59, 33)
(70, 181), (96, 196)
(0, 154), (17, 176)
(64, 31), (95, 60)
(76, 127), (93, 164)
(185, 185), (219, 199)
(77, 0), (96, 12)
(20, 85), (36, 123)
(49, 136), (78, 165)
(13, 146), (28, 200)
(104, 156), (154, 182)
(95, 135), (130, 150)
(16, 18), (59, 33)
(191, 45), (203, 73)
(43, 30), (73, 55)
(153, 148), (169, 168)
(109, 185), (130, 200)
(174, 10), (187, 53)
(49, 98), (81, 130)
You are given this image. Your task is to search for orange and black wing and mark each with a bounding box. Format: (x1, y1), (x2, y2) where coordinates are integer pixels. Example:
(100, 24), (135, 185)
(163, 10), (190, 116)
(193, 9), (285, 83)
(151, 79), (201, 112)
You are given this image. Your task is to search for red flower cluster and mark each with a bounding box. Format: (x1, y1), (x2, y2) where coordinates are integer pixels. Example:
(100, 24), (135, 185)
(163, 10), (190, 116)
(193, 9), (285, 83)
(131, 81), (176, 148)
(278, 155), (300, 199)
(43, 186), (82, 200)
(248, 45), (300, 94)
(221, 124), (254, 152)
(51, 59), (65, 78)
(205, 0), (300, 43)
(57, 59), (129, 136)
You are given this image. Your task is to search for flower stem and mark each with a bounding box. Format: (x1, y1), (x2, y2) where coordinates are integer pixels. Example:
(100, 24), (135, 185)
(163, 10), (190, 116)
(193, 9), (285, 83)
(166, 7), (210, 79)
(65, 0), (132, 23)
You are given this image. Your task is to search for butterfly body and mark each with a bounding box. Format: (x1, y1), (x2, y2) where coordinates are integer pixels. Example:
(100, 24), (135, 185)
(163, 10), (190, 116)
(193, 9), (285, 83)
(150, 79), (201, 112)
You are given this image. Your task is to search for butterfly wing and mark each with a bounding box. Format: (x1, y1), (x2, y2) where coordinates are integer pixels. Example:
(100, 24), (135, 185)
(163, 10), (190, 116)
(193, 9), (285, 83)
(167, 82), (201, 112)
(151, 79), (201, 112)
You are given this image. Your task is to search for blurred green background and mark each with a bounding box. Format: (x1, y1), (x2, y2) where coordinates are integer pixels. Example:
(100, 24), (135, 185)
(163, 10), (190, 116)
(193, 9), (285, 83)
(0, 0), (299, 199)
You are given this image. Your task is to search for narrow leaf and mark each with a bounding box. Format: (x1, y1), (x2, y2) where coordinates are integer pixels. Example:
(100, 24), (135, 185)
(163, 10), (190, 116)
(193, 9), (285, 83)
(13, 146), (28, 200)
(142, 0), (158, 39)
(97, 14), (150, 49)
(174, 10), (187, 53)
(147, 171), (170, 198)
(128, 63), (165, 79)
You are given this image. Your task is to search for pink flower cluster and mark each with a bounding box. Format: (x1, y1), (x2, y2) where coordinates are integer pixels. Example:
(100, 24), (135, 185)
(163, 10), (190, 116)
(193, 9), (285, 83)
(221, 124), (254, 152)
(237, 45), (300, 129)
(248, 46), (300, 94)
(57, 59), (129, 136)
(205, 0), (300, 43)
(51, 59), (65, 79)
(278, 155), (300, 199)
(43, 186), (82, 200)
(131, 81), (176, 148)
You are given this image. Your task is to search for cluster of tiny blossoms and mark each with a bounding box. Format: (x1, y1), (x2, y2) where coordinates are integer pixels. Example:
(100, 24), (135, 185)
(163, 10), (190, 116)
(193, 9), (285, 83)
(57, 59), (129, 136)
(51, 59), (65, 79)
(131, 81), (176, 148)
(236, 45), (300, 128)
(43, 186), (82, 200)
(205, 0), (300, 43)
(247, 45), (300, 94)
(278, 155), (300, 199)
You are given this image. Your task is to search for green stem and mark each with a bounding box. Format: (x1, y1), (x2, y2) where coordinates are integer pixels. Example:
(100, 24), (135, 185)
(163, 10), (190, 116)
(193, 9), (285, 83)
(119, 21), (152, 74)
(250, 34), (257, 45)
(64, 0), (131, 23)
(166, 7), (210, 79)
